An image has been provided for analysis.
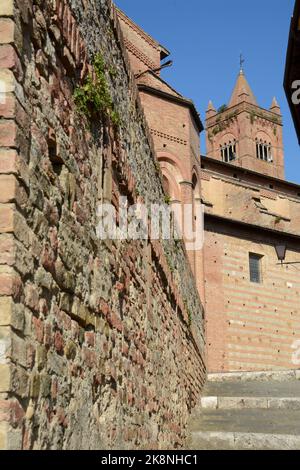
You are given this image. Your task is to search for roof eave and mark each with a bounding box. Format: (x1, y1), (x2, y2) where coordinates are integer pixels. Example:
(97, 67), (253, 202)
(138, 84), (204, 133)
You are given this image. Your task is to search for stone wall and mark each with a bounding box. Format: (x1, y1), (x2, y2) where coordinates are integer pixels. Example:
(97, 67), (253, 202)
(0, 0), (205, 449)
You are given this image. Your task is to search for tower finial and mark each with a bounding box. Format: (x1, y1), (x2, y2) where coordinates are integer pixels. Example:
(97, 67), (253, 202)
(239, 53), (245, 74)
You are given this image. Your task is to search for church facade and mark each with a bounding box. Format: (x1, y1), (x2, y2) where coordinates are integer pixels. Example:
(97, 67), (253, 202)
(118, 8), (300, 373)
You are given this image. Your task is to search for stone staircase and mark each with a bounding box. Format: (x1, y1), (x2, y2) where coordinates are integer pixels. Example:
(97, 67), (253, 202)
(188, 369), (300, 450)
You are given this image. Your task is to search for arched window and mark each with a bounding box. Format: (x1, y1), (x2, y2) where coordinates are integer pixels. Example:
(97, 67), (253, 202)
(256, 138), (273, 162)
(220, 140), (237, 163)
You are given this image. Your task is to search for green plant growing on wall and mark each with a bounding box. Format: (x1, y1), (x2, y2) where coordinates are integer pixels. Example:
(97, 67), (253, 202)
(212, 125), (221, 136)
(183, 300), (193, 326)
(109, 66), (118, 79)
(174, 238), (182, 248)
(249, 111), (255, 125)
(154, 160), (161, 174)
(164, 195), (172, 205)
(74, 53), (121, 128)
(188, 309), (193, 327)
(218, 104), (228, 113)
(250, 109), (281, 126)
(165, 253), (175, 274)
(211, 111), (238, 137)
(227, 111), (238, 122)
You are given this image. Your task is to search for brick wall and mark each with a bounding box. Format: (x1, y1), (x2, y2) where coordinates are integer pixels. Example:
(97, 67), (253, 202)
(204, 221), (300, 372)
(206, 102), (284, 180)
(116, 8), (162, 76)
(201, 167), (300, 236)
(0, 0), (205, 449)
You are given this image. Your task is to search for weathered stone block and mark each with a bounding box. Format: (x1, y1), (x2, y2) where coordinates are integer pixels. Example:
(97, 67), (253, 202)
(0, 92), (14, 118)
(0, 174), (27, 207)
(47, 351), (66, 376)
(0, 120), (17, 147)
(0, 364), (10, 392)
(0, 44), (13, 67)
(0, 297), (23, 331)
(36, 345), (47, 371)
(0, 326), (10, 366)
(0, 422), (8, 450)
(6, 427), (22, 450)
(0, 297), (12, 326)
(40, 374), (51, 398)
(0, 204), (14, 233)
(0, 19), (14, 44)
(64, 340), (76, 360)
(0, 68), (15, 96)
(200, 396), (218, 409)
(0, 149), (17, 174)
(0, 266), (21, 298)
(24, 284), (40, 313)
(35, 267), (53, 290)
(0, 45), (23, 80)
(59, 292), (72, 313)
(71, 298), (89, 324)
(0, 174), (16, 203)
(10, 364), (28, 397)
(29, 373), (40, 398)
(0, 1), (14, 17)
(32, 316), (44, 343)
(54, 331), (64, 354)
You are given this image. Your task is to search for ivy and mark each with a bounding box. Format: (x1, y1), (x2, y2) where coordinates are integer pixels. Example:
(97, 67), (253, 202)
(74, 53), (121, 128)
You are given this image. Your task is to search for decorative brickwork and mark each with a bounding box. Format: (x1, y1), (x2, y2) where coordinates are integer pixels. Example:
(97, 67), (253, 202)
(150, 128), (188, 146)
(123, 38), (157, 71)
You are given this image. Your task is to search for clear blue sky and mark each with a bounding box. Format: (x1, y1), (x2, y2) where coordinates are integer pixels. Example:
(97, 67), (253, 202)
(116, 0), (300, 183)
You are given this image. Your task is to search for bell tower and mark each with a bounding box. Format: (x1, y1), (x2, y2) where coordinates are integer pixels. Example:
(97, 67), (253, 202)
(205, 69), (285, 179)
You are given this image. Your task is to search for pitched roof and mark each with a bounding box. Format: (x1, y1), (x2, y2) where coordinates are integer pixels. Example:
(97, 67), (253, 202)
(137, 70), (182, 98)
(229, 70), (257, 107)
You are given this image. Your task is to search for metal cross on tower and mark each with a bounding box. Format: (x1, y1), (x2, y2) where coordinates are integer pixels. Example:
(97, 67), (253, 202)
(240, 53), (245, 73)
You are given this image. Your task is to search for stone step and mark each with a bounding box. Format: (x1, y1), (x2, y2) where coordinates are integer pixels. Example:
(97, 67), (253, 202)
(208, 369), (300, 383)
(200, 396), (300, 410)
(188, 371), (300, 450)
(203, 379), (300, 398)
(189, 409), (300, 435)
(189, 431), (300, 450)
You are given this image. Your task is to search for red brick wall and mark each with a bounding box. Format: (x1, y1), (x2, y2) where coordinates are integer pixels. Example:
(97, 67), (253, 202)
(204, 222), (300, 372)
(206, 102), (284, 180)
